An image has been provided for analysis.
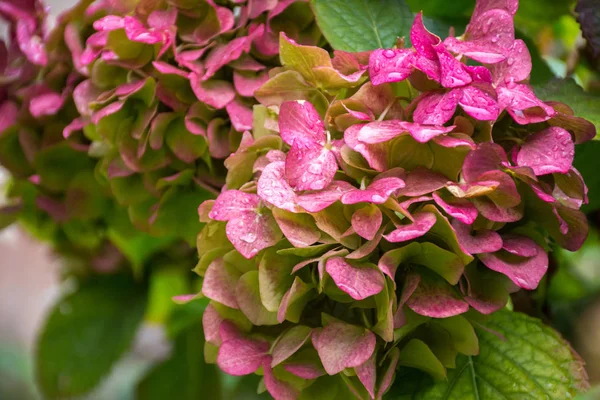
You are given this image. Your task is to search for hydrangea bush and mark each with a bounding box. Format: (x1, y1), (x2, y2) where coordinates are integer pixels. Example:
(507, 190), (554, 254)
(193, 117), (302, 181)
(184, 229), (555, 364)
(197, 1), (594, 398)
(70, 0), (321, 244)
(0, 0), (597, 399)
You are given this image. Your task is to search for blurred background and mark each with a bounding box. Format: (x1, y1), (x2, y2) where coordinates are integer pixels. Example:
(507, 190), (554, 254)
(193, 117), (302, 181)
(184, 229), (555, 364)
(1, 0), (600, 399)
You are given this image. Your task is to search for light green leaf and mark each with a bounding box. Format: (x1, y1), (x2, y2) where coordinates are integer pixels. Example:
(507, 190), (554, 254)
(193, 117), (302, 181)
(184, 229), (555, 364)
(35, 275), (147, 399)
(387, 310), (589, 399)
(310, 0), (413, 52)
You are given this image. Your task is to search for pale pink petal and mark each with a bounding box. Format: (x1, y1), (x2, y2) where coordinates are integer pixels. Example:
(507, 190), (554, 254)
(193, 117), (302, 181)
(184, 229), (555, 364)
(384, 212), (437, 243)
(325, 257), (385, 300)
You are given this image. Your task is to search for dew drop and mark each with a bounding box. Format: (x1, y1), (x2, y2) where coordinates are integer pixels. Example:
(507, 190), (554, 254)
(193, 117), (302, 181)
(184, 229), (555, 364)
(383, 49), (396, 59)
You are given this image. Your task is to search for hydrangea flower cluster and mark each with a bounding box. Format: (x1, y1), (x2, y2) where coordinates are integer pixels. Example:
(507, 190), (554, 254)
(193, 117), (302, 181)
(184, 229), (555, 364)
(197, 1), (594, 398)
(68, 0), (320, 242)
(0, 0), (130, 268)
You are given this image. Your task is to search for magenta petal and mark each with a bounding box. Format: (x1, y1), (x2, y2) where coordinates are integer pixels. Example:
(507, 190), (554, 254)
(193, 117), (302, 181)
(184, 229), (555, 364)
(351, 205), (383, 240)
(233, 70), (269, 97)
(279, 100), (326, 147)
(497, 83), (555, 124)
(209, 190), (258, 220)
(462, 142), (507, 182)
(412, 90), (460, 125)
(312, 321), (376, 375)
(190, 76), (236, 109)
(516, 127), (574, 176)
(410, 13), (440, 60)
(368, 48), (415, 85)
(466, 66), (493, 83)
(479, 236), (548, 290)
(432, 192), (478, 224)
(257, 161), (301, 213)
(443, 37), (507, 64)
(325, 257), (385, 300)
(406, 273), (469, 318)
(295, 181), (355, 212)
(491, 40), (531, 86)
(357, 120), (454, 144)
(217, 336), (269, 376)
(342, 177), (405, 205)
(502, 235), (539, 257)
(435, 45), (472, 88)
(384, 212), (437, 243)
(458, 85), (500, 121)
(343, 124), (389, 172)
(285, 141), (337, 191)
(202, 35), (253, 80)
(30, 91), (64, 118)
(452, 219), (503, 254)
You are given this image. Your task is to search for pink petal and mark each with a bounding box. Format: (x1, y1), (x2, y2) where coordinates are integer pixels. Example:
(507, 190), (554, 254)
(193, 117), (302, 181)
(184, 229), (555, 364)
(479, 236), (548, 290)
(295, 181), (355, 212)
(356, 353), (377, 399)
(285, 141), (337, 191)
(396, 167), (449, 196)
(233, 70), (269, 97)
(217, 336), (270, 376)
(202, 36), (254, 80)
(490, 40), (531, 86)
(202, 259), (240, 309)
(357, 120), (454, 144)
(435, 45), (472, 88)
(190, 76), (236, 109)
(226, 209), (281, 259)
(368, 48), (415, 85)
(263, 361), (299, 400)
(209, 190), (258, 220)
(497, 83), (555, 124)
(406, 273), (470, 318)
(351, 204), (383, 240)
(325, 257), (385, 300)
(452, 219), (503, 254)
(203, 304), (224, 345)
(312, 322), (376, 375)
(410, 13), (440, 60)
(384, 212), (437, 243)
(279, 100), (326, 147)
(412, 90), (460, 125)
(462, 142), (507, 182)
(341, 177), (405, 205)
(458, 85), (500, 121)
(226, 98), (254, 132)
(516, 127), (574, 176)
(432, 192), (478, 224)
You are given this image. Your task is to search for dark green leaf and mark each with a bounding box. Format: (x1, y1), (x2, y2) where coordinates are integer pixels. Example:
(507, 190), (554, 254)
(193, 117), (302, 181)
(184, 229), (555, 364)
(310, 0), (413, 51)
(535, 79), (600, 134)
(35, 274), (147, 399)
(137, 299), (222, 400)
(386, 310), (589, 399)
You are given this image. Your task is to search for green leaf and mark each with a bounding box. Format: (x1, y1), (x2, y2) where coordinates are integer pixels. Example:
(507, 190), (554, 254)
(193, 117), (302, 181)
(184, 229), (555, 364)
(534, 79), (600, 135)
(573, 140), (600, 212)
(137, 299), (223, 400)
(310, 0), (413, 52)
(387, 310), (589, 399)
(405, 0), (473, 19)
(35, 274), (147, 399)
